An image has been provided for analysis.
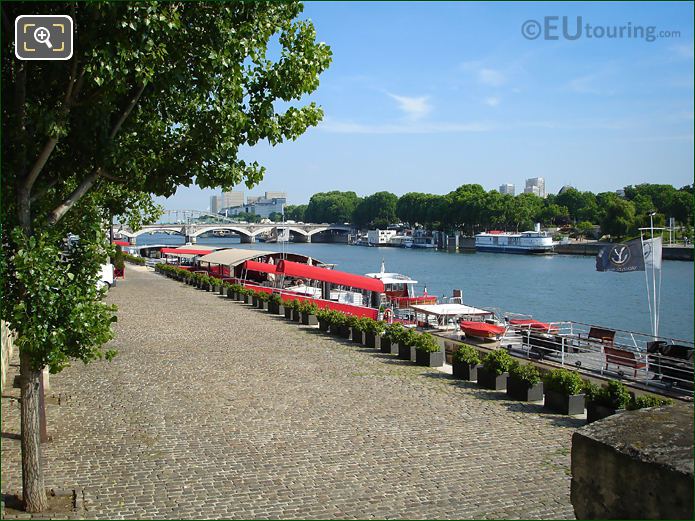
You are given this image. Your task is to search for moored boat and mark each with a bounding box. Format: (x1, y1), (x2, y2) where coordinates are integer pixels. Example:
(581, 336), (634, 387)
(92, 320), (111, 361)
(475, 224), (556, 254)
(459, 320), (507, 340)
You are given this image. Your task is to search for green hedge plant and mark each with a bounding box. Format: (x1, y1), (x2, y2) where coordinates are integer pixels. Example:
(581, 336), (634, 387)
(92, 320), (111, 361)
(452, 345), (481, 365)
(543, 368), (584, 395)
(482, 349), (515, 376)
(414, 333), (440, 353)
(508, 362), (541, 386)
(627, 394), (673, 410)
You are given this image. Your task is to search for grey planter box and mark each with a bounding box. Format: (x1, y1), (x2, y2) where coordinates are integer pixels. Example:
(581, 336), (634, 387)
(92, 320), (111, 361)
(284, 307), (294, 320)
(380, 338), (398, 354)
(301, 313), (318, 326)
(351, 328), (364, 344)
(226, 288), (234, 299)
(268, 301), (280, 314)
(338, 325), (351, 339)
(216, 285), (223, 295)
(415, 350), (444, 367)
(259, 301), (269, 311)
(544, 390), (585, 415)
(506, 377), (544, 401)
(252, 296), (260, 307)
(586, 403), (624, 423)
(277, 304), (285, 316)
(452, 361), (479, 381)
(397, 343), (415, 361)
(364, 332), (381, 349)
(244, 295), (253, 305)
(477, 367), (509, 390)
(318, 319), (330, 332)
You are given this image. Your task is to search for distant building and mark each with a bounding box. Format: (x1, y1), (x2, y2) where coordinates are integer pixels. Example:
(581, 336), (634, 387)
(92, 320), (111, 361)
(615, 189), (626, 198)
(524, 177), (546, 198)
(499, 183), (515, 196)
(222, 191), (287, 219)
(221, 190), (244, 208)
(367, 229), (396, 246)
(558, 185), (573, 195)
(209, 195), (221, 214)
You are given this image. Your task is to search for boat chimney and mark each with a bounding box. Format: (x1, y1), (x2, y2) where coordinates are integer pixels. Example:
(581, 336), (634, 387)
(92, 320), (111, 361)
(534, 222), (541, 233)
(380, 258), (385, 273)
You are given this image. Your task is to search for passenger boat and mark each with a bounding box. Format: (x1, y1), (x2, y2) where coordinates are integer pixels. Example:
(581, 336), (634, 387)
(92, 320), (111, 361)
(365, 261), (436, 309)
(475, 224), (555, 254)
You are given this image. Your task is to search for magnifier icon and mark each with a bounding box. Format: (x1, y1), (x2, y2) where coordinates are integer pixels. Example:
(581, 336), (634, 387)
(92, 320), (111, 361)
(33, 26), (52, 49)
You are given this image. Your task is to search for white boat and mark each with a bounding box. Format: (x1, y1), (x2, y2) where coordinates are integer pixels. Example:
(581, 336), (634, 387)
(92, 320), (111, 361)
(365, 260), (437, 310)
(475, 224), (555, 254)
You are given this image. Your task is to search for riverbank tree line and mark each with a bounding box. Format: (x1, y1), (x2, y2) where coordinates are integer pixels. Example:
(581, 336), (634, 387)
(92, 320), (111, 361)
(283, 183), (693, 237)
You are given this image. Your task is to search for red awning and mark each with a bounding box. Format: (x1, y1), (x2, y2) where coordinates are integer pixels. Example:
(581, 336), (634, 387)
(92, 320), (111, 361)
(161, 248), (213, 255)
(112, 240), (130, 246)
(276, 260), (384, 293)
(242, 260), (278, 274)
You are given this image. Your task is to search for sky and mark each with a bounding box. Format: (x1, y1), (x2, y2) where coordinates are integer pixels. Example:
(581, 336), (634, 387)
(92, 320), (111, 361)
(155, 1), (694, 211)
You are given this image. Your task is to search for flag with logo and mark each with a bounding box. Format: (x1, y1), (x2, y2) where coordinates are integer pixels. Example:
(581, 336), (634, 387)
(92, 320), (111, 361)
(595, 239), (645, 272)
(642, 237), (662, 269)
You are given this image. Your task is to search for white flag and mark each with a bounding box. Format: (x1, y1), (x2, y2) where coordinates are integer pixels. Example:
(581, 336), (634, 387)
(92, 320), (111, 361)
(643, 237), (663, 269)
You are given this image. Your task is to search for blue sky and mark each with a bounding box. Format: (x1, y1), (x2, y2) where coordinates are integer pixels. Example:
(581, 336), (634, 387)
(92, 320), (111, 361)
(156, 1), (694, 210)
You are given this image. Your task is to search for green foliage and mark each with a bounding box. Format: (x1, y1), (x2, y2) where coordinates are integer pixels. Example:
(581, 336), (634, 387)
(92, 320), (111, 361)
(626, 394), (673, 410)
(414, 333), (440, 353)
(452, 345), (481, 365)
(123, 253), (146, 265)
(113, 247), (125, 270)
(399, 328), (419, 347)
(268, 293), (282, 305)
(5, 229), (117, 372)
(482, 349), (515, 376)
(601, 197), (636, 238)
(297, 300), (318, 314)
(508, 362), (541, 386)
(543, 368), (585, 395)
(353, 192), (398, 229)
(384, 322), (405, 343)
(326, 310), (347, 326)
(316, 307), (332, 321)
(363, 319), (386, 335)
(305, 191), (361, 223)
(284, 204), (307, 222)
(587, 380), (632, 409)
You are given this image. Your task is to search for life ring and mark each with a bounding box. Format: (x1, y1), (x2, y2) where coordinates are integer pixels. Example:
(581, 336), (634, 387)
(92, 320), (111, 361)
(383, 308), (393, 323)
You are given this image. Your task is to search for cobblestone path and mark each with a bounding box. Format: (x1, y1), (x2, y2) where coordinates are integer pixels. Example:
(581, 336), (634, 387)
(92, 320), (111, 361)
(2, 266), (581, 519)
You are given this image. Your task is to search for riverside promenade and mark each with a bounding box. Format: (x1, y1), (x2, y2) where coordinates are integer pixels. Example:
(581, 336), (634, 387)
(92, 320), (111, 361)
(2, 266), (580, 519)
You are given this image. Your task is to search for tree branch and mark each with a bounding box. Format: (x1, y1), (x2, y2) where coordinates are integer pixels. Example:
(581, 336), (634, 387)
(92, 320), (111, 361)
(23, 138), (59, 194)
(109, 83), (146, 140)
(48, 168), (101, 225)
(30, 177), (60, 203)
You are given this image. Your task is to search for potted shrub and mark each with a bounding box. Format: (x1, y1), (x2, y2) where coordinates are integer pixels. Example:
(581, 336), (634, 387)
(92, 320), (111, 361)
(507, 362), (543, 401)
(267, 293), (283, 314)
(414, 333), (444, 367)
(397, 328), (418, 361)
(477, 349), (514, 390)
(228, 283), (242, 300)
(345, 315), (364, 343)
(543, 368), (585, 415)
(363, 319), (386, 349)
(316, 308), (332, 332)
(381, 323), (403, 355)
(452, 345), (482, 381)
(284, 299), (299, 321)
(626, 394), (673, 410)
(256, 292), (269, 310)
(299, 301), (319, 325)
(585, 380), (631, 423)
(330, 312), (350, 339)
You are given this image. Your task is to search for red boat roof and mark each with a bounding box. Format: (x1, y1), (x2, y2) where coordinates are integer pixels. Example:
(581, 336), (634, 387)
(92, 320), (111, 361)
(459, 321), (506, 333)
(242, 260), (278, 274)
(276, 260), (385, 293)
(112, 240), (130, 246)
(161, 247), (214, 255)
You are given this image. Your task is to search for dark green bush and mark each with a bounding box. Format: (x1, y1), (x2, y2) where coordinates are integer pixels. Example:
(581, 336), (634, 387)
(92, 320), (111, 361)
(452, 345), (481, 365)
(543, 368), (584, 395)
(414, 333), (440, 353)
(508, 362), (541, 386)
(627, 394), (673, 410)
(482, 349), (515, 376)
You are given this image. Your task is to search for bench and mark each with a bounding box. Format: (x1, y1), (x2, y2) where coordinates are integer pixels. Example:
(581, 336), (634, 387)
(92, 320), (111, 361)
(587, 327), (616, 346)
(604, 346), (646, 377)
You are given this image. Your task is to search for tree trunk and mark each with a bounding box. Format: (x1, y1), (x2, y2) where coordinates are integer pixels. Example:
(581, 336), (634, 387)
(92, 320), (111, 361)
(19, 350), (47, 512)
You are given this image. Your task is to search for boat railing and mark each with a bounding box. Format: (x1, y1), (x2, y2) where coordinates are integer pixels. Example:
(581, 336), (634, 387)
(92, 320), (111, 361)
(505, 321), (694, 396)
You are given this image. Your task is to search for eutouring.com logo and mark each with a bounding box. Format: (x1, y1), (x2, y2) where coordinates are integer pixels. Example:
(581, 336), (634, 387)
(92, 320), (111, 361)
(521, 16), (681, 42)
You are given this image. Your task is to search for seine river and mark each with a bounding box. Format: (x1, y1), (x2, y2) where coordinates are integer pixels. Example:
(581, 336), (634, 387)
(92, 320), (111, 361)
(136, 234), (694, 342)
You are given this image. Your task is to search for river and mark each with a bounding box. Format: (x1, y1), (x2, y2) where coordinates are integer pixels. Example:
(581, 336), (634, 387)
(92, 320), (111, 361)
(134, 234), (694, 342)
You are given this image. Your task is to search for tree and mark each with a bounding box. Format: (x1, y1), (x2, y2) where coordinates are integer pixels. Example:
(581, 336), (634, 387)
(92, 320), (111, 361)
(283, 204), (307, 222)
(600, 198), (636, 239)
(2, 2), (331, 511)
(352, 191), (398, 229)
(305, 191), (360, 223)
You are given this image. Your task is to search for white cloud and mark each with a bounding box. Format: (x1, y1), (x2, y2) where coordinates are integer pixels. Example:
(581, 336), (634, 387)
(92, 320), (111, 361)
(484, 96), (500, 107)
(319, 119), (494, 134)
(386, 93), (431, 120)
(567, 74), (616, 95)
(478, 68), (506, 87)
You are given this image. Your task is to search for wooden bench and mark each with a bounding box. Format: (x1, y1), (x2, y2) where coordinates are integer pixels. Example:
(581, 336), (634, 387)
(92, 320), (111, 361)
(604, 346), (646, 377)
(587, 327), (616, 346)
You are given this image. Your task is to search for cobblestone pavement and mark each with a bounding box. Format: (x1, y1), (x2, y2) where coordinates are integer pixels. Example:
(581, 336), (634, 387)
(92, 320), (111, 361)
(2, 266), (581, 519)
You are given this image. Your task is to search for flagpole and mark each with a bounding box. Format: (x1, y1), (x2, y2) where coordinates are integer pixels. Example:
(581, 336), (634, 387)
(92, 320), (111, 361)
(650, 212), (658, 338)
(640, 231), (653, 336)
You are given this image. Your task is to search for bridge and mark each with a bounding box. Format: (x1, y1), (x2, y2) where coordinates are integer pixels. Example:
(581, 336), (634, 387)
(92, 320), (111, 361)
(113, 210), (354, 244)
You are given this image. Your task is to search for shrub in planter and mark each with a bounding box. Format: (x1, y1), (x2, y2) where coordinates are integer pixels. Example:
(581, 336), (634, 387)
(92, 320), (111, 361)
(316, 308), (333, 332)
(585, 380), (631, 423)
(478, 349), (515, 390)
(329, 311), (350, 338)
(298, 301), (319, 325)
(381, 323), (404, 354)
(345, 315), (364, 343)
(256, 292), (270, 310)
(268, 293), (283, 314)
(452, 345), (481, 381)
(626, 394), (673, 410)
(284, 299), (300, 320)
(414, 333), (444, 367)
(363, 319), (386, 349)
(397, 328), (418, 361)
(227, 283), (242, 299)
(543, 368), (585, 415)
(507, 362), (543, 401)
